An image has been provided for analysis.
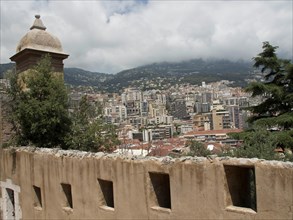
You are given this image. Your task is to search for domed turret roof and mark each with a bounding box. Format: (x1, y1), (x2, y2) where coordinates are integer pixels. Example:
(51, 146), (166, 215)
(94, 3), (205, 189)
(16, 15), (64, 54)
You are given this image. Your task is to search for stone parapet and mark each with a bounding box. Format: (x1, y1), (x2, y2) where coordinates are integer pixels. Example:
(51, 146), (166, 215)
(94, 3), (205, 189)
(0, 147), (292, 219)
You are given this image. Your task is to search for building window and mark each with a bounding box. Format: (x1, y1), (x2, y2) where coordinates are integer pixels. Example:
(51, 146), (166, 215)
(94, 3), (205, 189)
(98, 179), (114, 208)
(61, 183), (73, 209)
(224, 165), (257, 212)
(6, 188), (15, 218)
(149, 172), (171, 209)
(33, 185), (42, 208)
(0, 179), (22, 220)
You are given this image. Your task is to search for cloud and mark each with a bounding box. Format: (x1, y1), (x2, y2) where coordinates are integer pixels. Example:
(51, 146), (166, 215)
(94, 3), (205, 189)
(1, 0), (292, 73)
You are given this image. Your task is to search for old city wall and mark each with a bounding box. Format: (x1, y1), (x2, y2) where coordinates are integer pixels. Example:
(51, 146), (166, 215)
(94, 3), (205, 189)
(0, 147), (292, 219)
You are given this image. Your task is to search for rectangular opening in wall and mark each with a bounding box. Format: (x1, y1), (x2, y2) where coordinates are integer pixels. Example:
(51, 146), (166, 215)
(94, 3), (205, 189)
(33, 185), (42, 208)
(149, 172), (171, 209)
(61, 183), (73, 209)
(6, 188), (15, 219)
(224, 165), (257, 212)
(98, 179), (114, 208)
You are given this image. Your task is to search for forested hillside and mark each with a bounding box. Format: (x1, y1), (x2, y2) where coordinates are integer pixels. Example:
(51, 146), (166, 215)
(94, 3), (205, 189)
(1, 59), (253, 92)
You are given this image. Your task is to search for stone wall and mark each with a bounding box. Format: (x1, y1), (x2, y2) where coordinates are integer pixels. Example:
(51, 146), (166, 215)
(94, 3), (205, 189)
(0, 147), (292, 219)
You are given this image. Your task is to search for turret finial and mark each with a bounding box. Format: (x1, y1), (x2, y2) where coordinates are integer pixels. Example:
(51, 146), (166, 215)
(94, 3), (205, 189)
(30, 14), (46, 30)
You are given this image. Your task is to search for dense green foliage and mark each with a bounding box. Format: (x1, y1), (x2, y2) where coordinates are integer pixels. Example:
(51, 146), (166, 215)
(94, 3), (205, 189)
(228, 127), (293, 161)
(246, 42), (293, 129)
(6, 55), (120, 151)
(66, 96), (120, 152)
(229, 42), (293, 161)
(7, 55), (71, 148)
(229, 127), (278, 159)
(8, 55), (119, 152)
(185, 140), (211, 157)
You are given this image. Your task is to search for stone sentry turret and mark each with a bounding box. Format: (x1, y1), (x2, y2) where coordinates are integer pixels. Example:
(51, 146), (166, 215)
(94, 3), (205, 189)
(0, 15), (69, 146)
(10, 15), (69, 73)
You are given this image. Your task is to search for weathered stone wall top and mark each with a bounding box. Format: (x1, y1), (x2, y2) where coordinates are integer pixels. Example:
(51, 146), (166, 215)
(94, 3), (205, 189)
(1, 147), (293, 220)
(7, 146), (293, 169)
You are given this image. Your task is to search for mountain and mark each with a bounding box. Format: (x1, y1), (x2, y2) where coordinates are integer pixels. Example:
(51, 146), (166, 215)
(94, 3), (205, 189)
(104, 59), (253, 92)
(0, 63), (15, 78)
(64, 68), (113, 87)
(1, 59), (253, 92)
(0, 64), (112, 88)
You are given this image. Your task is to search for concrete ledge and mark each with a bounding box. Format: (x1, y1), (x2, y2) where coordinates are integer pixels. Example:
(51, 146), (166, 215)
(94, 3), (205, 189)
(225, 205), (257, 214)
(151, 206), (171, 213)
(99, 205), (115, 212)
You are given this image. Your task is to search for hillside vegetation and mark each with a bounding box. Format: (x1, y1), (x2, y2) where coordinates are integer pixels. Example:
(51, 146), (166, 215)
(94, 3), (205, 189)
(1, 59), (253, 92)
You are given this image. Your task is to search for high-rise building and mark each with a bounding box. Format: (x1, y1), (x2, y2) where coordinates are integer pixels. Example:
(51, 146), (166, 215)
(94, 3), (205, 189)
(171, 99), (188, 120)
(140, 100), (148, 117)
(227, 105), (241, 129)
(211, 101), (231, 130)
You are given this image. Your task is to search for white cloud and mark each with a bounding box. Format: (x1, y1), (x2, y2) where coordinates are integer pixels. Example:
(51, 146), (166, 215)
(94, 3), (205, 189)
(1, 0), (292, 73)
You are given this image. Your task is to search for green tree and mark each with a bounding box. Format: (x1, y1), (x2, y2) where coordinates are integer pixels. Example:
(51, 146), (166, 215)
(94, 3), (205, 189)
(185, 140), (211, 157)
(229, 127), (276, 159)
(245, 42), (293, 150)
(67, 95), (120, 152)
(7, 54), (71, 148)
(246, 42), (293, 130)
(227, 42), (293, 160)
(229, 126), (293, 161)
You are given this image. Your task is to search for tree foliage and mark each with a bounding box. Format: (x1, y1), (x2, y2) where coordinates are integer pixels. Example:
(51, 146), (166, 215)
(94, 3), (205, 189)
(185, 140), (211, 157)
(245, 42), (293, 151)
(246, 42), (293, 129)
(66, 95), (120, 152)
(7, 55), (71, 148)
(228, 127), (293, 161)
(229, 42), (293, 160)
(6, 55), (120, 152)
(229, 127), (276, 160)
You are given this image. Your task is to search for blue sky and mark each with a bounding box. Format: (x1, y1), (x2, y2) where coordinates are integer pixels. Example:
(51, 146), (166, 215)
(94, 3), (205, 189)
(1, 0), (292, 73)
